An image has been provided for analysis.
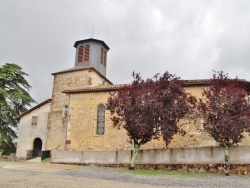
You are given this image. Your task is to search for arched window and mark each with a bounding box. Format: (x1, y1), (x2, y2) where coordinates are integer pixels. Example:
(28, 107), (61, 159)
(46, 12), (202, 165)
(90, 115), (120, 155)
(78, 46), (84, 63)
(84, 44), (90, 62)
(100, 48), (104, 65)
(97, 104), (105, 135)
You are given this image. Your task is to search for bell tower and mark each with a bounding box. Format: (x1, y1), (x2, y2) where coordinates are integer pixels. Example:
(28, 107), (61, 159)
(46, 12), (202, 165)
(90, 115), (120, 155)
(74, 38), (110, 77)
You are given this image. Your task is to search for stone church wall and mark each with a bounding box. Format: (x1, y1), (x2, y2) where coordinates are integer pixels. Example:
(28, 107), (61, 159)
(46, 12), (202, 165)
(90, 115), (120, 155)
(66, 91), (132, 151)
(63, 86), (214, 151)
(48, 79), (250, 152)
(16, 103), (50, 159)
(46, 69), (111, 150)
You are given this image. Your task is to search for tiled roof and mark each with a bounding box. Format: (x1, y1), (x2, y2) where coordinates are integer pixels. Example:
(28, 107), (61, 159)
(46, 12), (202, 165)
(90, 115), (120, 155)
(184, 79), (250, 87)
(62, 79), (250, 94)
(16, 99), (52, 120)
(184, 79), (210, 85)
(61, 80), (209, 94)
(63, 84), (126, 93)
(52, 67), (113, 85)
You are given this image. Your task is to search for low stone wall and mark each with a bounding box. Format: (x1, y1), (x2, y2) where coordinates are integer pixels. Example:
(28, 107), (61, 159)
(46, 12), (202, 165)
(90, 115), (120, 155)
(51, 146), (250, 174)
(51, 146), (250, 165)
(16, 149), (33, 160)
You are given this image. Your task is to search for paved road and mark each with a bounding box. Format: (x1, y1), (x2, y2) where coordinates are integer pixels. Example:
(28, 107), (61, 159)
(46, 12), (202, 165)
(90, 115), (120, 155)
(0, 161), (250, 188)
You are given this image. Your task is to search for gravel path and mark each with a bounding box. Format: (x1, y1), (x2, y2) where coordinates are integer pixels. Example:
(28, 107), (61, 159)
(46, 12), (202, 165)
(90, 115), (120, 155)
(52, 166), (250, 188)
(0, 162), (250, 187)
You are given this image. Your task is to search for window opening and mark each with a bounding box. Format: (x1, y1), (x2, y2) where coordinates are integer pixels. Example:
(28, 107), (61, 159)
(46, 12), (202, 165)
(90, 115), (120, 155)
(31, 116), (38, 125)
(97, 104), (105, 134)
(100, 48), (104, 65)
(104, 50), (107, 67)
(78, 46), (84, 63)
(84, 44), (90, 62)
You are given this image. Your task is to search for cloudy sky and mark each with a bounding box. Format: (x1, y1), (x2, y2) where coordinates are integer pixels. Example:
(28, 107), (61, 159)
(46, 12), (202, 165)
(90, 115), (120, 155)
(1, 0), (250, 104)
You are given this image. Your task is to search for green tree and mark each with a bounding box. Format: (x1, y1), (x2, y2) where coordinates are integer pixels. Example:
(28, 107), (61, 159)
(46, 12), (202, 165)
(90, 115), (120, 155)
(0, 63), (35, 154)
(0, 133), (16, 155)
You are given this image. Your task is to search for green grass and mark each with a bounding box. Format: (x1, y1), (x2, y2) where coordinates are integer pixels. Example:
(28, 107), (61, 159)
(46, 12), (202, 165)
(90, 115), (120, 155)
(42, 157), (51, 163)
(71, 166), (82, 170)
(118, 168), (210, 179)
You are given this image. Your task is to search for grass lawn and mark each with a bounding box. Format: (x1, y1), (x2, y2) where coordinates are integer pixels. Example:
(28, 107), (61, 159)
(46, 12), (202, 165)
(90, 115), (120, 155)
(42, 157), (51, 163)
(118, 168), (215, 179)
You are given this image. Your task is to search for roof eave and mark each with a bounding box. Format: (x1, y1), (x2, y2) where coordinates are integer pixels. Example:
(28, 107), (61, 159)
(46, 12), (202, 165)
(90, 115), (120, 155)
(73, 38), (110, 50)
(16, 99), (52, 120)
(51, 67), (113, 85)
(63, 88), (119, 94)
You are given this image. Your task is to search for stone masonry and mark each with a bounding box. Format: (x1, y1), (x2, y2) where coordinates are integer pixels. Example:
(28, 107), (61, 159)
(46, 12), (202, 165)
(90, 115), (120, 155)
(46, 68), (111, 150)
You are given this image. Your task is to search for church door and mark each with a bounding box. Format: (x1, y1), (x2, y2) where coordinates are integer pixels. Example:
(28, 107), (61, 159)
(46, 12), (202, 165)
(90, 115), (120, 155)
(33, 138), (42, 158)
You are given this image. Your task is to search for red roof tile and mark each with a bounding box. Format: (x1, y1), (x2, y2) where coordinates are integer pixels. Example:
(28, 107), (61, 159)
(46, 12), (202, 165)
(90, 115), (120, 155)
(62, 79), (250, 94)
(63, 84), (126, 93)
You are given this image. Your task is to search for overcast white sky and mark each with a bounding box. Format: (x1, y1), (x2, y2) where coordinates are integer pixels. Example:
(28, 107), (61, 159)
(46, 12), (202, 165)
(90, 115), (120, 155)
(1, 0), (250, 104)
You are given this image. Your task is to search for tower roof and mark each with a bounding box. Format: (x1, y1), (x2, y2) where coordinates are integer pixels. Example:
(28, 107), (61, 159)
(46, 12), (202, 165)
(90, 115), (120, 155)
(74, 38), (110, 50)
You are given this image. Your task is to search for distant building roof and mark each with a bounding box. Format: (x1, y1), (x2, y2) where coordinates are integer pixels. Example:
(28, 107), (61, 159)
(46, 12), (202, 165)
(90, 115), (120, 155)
(184, 79), (210, 86)
(16, 99), (52, 120)
(52, 67), (113, 85)
(74, 38), (110, 50)
(184, 79), (250, 91)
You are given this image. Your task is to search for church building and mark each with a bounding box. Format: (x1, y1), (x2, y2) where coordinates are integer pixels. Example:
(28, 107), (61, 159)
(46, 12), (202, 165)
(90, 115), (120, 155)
(16, 38), (250, 160)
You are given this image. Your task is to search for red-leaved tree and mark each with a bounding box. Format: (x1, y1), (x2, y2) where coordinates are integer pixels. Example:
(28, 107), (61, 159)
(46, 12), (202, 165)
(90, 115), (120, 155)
(106, 72), (196, 169)
(198, 71), (250, 176)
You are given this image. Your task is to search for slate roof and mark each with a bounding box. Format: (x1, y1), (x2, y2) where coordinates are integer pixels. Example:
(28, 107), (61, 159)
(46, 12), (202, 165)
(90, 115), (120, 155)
(74, 38), (110, 50)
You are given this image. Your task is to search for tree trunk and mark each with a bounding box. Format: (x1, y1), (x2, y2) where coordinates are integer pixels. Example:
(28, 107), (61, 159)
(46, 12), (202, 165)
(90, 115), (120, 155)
(129, 142), (140, 170)
(223, 145), (230, 176)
